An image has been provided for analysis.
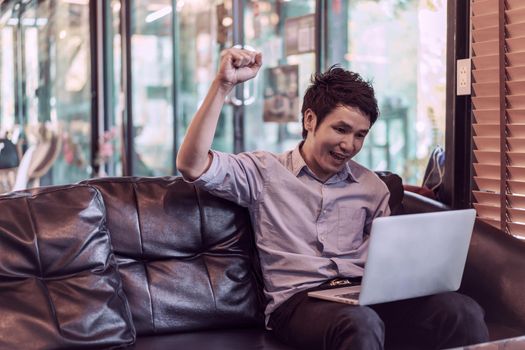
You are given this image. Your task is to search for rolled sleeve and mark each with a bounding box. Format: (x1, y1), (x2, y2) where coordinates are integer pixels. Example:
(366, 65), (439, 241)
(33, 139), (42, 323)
(182, 150), (266, 207)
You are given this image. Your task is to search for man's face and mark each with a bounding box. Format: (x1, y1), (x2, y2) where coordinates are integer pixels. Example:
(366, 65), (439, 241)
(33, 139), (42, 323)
(301, 105), (371, 182)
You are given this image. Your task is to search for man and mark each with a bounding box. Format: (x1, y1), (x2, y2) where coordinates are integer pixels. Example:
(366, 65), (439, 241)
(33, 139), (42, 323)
(177, 48), (488, 350)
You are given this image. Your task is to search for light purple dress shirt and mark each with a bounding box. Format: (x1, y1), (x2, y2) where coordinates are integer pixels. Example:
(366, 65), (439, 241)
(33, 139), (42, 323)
(186, 143), (391, 325)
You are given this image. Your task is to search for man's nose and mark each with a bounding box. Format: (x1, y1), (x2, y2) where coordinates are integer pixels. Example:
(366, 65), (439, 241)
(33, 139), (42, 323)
(340, 135), (356, 154)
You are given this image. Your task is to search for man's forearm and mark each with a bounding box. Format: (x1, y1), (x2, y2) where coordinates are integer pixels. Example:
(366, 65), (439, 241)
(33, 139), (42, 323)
(176, 48), (262, 180)
(176, 79), (231, 180)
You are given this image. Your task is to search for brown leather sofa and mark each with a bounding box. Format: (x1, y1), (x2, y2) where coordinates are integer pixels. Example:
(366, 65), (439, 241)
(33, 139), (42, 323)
(0, 175), (523, 349)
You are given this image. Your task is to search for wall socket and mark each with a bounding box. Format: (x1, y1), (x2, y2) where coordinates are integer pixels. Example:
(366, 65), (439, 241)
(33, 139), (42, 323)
(457, 58), (471, 96)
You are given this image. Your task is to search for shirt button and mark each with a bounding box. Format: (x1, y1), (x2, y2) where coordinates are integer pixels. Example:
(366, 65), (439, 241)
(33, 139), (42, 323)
(323, 210), (327, 214)
(320, 236), (325, 241)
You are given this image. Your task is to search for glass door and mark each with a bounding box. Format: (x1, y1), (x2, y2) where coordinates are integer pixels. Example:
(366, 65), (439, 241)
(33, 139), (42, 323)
(1, 0), (92, 186)
(129, 0), (175, 176)
(243, 0), (316, 153)
(0, 4), (17, 137)
(325, 0), (448, 184)
(175, 0), (234, 155)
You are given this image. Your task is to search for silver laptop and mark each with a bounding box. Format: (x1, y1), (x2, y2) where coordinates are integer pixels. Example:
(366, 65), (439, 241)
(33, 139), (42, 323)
(308, 209), (476, 306)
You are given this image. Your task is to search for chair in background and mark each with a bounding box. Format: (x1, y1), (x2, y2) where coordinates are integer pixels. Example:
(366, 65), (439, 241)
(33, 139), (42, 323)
(11, 123), (62, 192)
(0, 138), (20, 194)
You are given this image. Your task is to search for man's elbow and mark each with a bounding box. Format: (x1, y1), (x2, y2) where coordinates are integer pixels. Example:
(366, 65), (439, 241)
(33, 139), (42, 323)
(176, 159), (206, 181)
(176, 160), (196, 181)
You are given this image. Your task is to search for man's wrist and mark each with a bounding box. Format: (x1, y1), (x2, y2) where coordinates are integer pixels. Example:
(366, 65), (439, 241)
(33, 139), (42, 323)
(212, 78), (234, 98)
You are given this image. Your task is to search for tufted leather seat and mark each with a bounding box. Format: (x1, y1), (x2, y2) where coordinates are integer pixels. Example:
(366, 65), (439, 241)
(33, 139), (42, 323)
(1, 175), (524, 349)
(82, 176), (265, 335)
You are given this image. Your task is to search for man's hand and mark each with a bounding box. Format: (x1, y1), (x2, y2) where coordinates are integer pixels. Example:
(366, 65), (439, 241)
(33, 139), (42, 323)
(216, 48), (262, 92)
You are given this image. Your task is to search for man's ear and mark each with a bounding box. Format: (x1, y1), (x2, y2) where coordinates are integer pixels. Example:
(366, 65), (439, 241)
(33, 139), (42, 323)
(304, 109), (317, 133)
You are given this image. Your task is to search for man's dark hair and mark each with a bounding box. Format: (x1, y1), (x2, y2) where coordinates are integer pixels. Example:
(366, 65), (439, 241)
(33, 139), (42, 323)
(300, 65), (379, 139)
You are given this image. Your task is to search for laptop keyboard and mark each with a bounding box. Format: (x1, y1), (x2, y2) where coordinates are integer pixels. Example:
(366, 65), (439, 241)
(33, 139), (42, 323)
(335, 292), (360, 299)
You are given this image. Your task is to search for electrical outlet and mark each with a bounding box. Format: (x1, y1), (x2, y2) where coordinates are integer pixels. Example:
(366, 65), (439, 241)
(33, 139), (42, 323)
(457, 59), (471, 96)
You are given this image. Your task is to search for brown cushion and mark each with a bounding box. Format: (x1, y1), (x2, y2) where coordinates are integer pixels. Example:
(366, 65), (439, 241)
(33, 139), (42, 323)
(0, 185), (135, 349)
(82, 177), (264, 335)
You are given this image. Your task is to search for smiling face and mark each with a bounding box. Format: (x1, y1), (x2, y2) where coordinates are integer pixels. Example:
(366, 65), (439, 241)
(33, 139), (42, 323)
(300, 105), (371, 182)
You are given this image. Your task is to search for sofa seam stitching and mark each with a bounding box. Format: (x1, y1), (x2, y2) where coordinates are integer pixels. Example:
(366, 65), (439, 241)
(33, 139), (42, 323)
(194, 185), (218, 312)
(132, 182), (156, 333)
(26, 197), (61, 333)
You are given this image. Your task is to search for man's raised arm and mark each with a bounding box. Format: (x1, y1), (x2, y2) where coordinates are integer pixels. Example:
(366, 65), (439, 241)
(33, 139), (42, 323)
(176, 48), (262, 180)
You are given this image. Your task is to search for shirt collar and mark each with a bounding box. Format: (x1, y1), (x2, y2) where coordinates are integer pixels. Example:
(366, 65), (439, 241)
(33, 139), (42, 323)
(290, 142), (358, 183)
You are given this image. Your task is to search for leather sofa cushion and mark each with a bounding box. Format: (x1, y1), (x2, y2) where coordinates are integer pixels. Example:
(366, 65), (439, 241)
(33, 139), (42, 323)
(82, 177), (264, 336)
(0, 185), (135, 349)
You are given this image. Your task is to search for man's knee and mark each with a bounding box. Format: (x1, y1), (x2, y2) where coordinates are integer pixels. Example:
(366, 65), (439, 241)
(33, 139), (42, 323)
(434, 293), (489, 344)
(328, 306), (385, 349)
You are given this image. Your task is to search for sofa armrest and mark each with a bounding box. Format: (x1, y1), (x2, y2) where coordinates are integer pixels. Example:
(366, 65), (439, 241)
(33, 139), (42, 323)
(460, 219), (525, 333)
(398, 190), (450, 215)
(400, 191), (525, 334)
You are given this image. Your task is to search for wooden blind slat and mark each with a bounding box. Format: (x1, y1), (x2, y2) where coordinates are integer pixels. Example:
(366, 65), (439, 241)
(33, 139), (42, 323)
(474, 176), (500, 192)
(507, 22), (525, 37)
(507, 0), (525, 11)
(474, 136), (501, 151)
(506, 51), (525, 65)
(507, 80), (525, 93)
(473, 203), (501, 220)
(507, 108), (525, 122)
(472, 13), (499, 29)
(508, 207), (525, 222)
(473, 40), (500, 55)
(507, 65), (525, 80)
(472, 82), (500, 95)
(474, 163), (501, 178)
(473, 124), (501, 137)
(473, 54), (500, 68)
(507, 194), (525, 207)
(474, 149), (501, 163)
(509, 166), (525, 180)
(506, 37), (525, 52)
(473, 109), (501, 123)
(509, 180), (525, 193)
(507, 123), (525, 136)
(507, 151), (525, 165)
(473, 67), (499, 82)
(508, 136), (525, 150)
(473, 190), (501, 205)
(506, 8), (525, 25)
(472, 96), (501, 109)
(472, 0), (498, 16)
(473, 26), (499, 42)
(507, 94), (525, 108)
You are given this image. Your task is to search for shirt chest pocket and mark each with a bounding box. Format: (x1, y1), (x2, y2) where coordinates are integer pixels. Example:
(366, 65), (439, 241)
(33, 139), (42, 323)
(337, 206), (366, 252)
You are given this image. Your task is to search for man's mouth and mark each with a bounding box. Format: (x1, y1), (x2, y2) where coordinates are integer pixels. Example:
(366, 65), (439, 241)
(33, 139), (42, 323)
(329, 151), (349, 162)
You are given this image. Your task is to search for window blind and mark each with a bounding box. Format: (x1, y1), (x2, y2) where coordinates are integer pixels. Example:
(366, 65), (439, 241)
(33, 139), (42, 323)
(471, 0), (525, 240)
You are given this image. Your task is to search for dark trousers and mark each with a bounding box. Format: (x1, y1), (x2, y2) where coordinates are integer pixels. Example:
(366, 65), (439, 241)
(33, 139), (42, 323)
(268, 287), (489, 350)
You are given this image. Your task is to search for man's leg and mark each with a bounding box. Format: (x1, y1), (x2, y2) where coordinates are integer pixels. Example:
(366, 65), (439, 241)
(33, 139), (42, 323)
(372, 292), (489, 349)
(269, 289), (385, 350)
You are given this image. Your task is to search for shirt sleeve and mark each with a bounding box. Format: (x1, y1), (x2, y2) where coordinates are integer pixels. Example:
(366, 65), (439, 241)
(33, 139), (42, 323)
(182, 150), (266, 208)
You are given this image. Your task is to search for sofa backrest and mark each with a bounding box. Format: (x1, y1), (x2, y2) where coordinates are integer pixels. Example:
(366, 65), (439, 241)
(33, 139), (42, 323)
(81, 177), (265, 336)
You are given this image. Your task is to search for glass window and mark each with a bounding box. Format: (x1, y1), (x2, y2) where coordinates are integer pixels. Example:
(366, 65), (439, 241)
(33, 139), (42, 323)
(130, 0), (174, 176)
(0, 10), (16, 135)
(106, 0), (123, 176)
(175, 0), (233, 154)
(244, 0), (316, 153)
(326, 0), (447, 184)
(50, 0), (92, 184)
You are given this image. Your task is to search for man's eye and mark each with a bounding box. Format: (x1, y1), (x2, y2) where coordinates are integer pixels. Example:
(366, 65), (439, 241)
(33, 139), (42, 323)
(334, 127), (345, 133)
